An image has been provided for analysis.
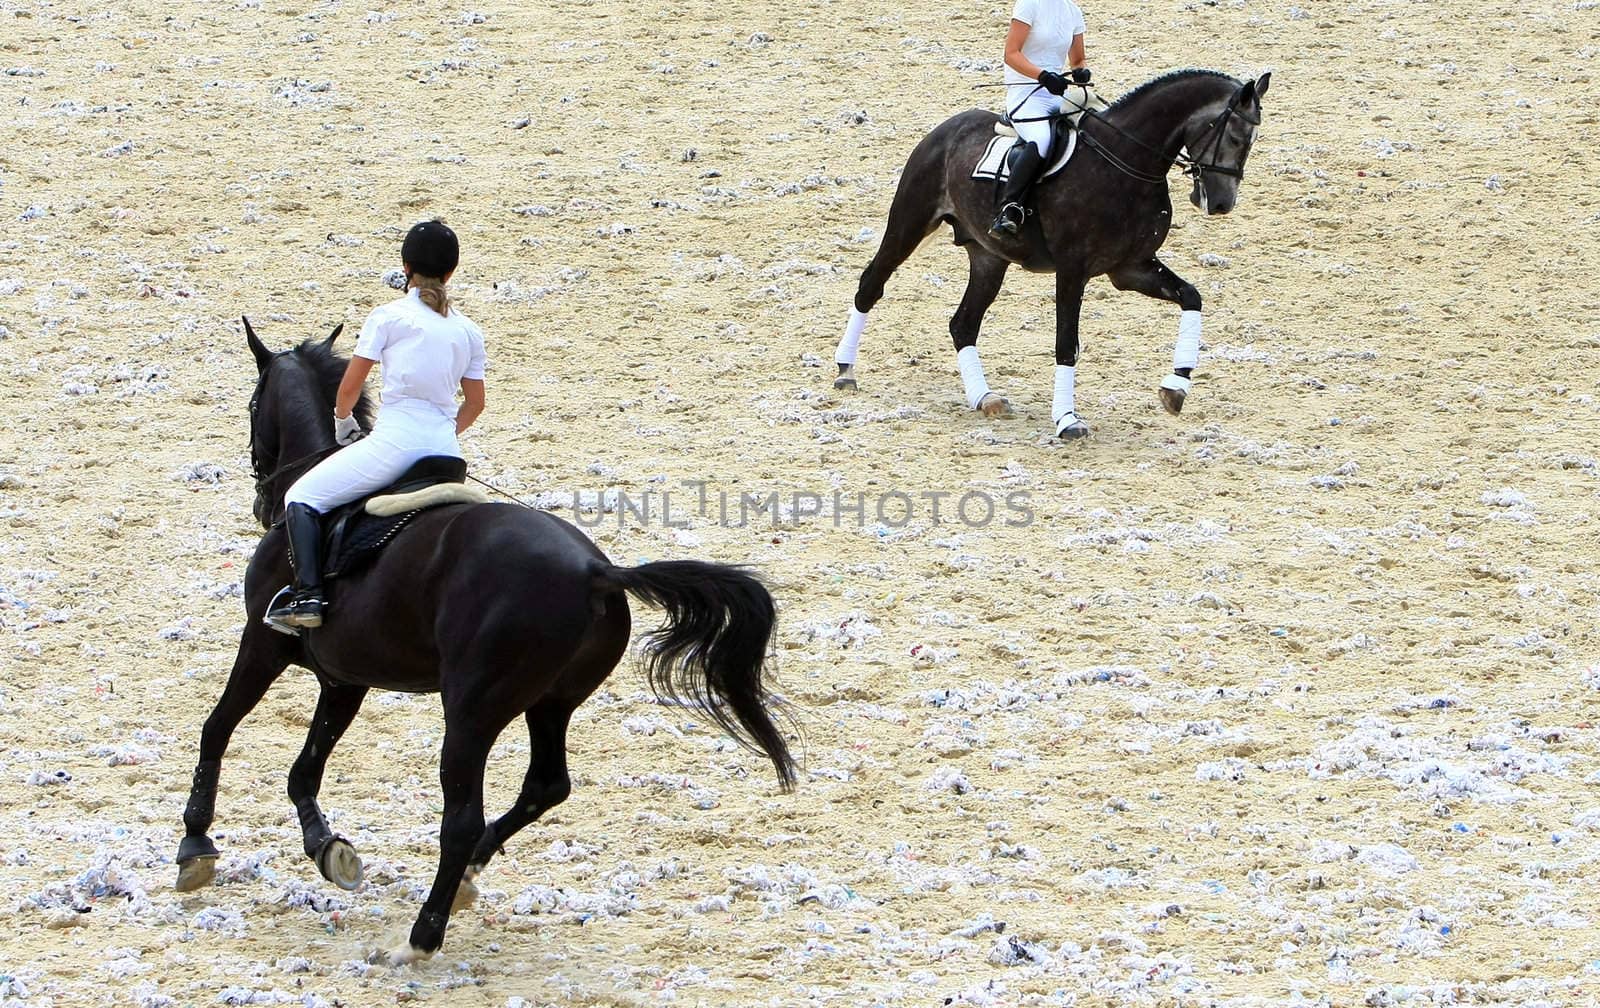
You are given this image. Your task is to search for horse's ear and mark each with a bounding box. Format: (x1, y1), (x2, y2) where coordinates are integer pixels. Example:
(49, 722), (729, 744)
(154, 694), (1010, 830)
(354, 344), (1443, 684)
(324, 323), (344, 349)
(1254, 72), (1270, 99)
(243, 316), (272, 371)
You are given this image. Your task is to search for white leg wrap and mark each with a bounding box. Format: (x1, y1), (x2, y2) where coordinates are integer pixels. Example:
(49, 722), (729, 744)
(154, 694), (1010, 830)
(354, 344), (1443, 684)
(957, 345), (991, 410)
(835, 309), (868, 366)
(1052, 364), (1076, 425)
(1174, 310), (1202, 371)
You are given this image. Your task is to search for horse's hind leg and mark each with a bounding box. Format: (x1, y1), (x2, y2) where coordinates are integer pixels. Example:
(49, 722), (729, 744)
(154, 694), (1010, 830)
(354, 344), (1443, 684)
(950, 247), (1013, 418)
(836, 175), (948, 390)
(378, 720), (501, 965)
(1108, 257), (1203, 415)
(288, 683), (369, 890)
(457, 600), (627, 912)
(175, 631), (294, 891)
(453, 699), (579, 913)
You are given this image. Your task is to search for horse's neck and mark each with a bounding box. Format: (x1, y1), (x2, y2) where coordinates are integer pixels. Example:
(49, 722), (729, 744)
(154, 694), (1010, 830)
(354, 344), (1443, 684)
(275, 369), (338, 476)
(281, 423), (334, 465)
(1106, 76), (1233, 160)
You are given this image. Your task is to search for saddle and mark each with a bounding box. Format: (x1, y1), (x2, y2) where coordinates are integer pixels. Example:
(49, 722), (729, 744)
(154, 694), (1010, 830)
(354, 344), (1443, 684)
(317, 455), (487, 579)
(973, 118), (1079, 183)
(973, 83), (1109, 183)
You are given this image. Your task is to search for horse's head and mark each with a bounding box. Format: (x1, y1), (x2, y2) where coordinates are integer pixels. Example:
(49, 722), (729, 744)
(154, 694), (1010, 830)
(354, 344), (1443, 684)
(1184, 72), (1269, 216)
(242, 317), (357, 527)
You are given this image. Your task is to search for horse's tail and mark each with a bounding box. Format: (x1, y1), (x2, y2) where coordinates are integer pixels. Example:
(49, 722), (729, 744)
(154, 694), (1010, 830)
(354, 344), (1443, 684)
(595, 560), (798, 792)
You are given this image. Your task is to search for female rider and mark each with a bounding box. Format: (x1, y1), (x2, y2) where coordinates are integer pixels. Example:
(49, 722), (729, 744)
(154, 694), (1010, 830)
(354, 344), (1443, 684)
(267, 219), (487, 629)
(990, 0), (1092, 237)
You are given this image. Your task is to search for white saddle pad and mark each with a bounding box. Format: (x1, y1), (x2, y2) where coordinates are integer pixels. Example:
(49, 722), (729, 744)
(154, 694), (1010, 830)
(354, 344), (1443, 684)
(972, 130), (1078, 183)
(972, 83), (1105, 182)
(365, 482), (488, 516)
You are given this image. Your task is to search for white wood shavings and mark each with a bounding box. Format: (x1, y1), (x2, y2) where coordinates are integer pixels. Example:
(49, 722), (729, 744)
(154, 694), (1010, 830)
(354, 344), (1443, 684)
(2, 2), (1599, 1003)
(172, 462), (227, 483)
(155, 618), (199, 640)
(89, 743), (160, 766)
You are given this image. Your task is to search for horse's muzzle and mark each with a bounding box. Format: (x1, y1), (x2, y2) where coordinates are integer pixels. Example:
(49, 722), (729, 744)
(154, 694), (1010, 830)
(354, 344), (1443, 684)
(1189, 179), (1235, 215)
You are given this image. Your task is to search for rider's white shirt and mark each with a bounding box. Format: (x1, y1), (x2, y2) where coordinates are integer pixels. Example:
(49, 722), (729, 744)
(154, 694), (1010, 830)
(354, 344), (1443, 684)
(1005, 0), (1086, 85)
(354, 289), (487, 423)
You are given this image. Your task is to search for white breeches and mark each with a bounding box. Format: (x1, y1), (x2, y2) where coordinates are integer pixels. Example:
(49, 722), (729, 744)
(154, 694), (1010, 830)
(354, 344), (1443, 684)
(285, 406), (461, 513)
(1006, 85), (1063, 156)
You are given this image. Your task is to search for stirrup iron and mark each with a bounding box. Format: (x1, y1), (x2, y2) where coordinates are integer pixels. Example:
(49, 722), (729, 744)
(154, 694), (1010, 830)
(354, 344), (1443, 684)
(263, 586), (303, 636)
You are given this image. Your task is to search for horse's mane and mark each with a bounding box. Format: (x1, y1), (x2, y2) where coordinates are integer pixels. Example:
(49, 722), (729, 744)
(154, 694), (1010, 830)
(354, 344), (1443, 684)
(290, 336), (376, 428)
(1107, 68), (1238, 112)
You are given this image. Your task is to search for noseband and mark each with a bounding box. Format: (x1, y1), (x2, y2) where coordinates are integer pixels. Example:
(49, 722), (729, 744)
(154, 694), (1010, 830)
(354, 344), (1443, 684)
(1180, 88), (1259, 182)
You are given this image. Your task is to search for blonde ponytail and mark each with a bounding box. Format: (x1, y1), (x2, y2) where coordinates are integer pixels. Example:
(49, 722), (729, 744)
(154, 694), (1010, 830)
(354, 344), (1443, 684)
(409, 273), (450, 317)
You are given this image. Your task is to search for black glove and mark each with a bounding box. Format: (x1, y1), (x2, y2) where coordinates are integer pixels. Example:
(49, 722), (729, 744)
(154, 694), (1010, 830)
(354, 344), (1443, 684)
(1037, 69), (1069, 96)
(1070, 67), (1092, 85)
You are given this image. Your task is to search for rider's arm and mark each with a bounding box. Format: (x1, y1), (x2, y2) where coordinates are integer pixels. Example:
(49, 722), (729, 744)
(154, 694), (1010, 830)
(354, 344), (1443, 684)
(335, 356), (376, 420)
(1068, 32), (1086, 70)
(456, 378), (485, 435)
(1003, 19), (1044, 80)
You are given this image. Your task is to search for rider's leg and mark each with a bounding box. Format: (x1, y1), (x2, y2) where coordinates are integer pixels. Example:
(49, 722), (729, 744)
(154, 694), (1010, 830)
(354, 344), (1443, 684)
(270, 429), (433, 626)
(990, 93), (1058, 238)
(989, 143), (1045, 237)
(274, 502), (326, 627)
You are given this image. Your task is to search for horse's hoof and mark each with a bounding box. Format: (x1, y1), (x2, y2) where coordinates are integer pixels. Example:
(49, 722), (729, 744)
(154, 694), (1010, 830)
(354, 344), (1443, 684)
(976, 392), (1013, 419)
(1055, 413), (1090, 440)
(1159, 375), (1192, 416)
(450, 866), (482, 915)
(834, 364), (857, 391)
(315, 837), (365, 891)
(174, 855), (217, 892)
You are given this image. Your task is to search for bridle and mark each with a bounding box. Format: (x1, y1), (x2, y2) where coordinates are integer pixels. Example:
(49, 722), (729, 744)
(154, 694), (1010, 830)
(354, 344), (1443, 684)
(1179, 87), (1259, 180)
(246, 368), (270, 483)
(247, 364), (336, 519)
(1076, 84), (1259, 188)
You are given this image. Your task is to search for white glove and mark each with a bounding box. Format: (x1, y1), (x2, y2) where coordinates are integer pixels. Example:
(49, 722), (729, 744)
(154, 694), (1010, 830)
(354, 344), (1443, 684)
(333, 411), (365, 445)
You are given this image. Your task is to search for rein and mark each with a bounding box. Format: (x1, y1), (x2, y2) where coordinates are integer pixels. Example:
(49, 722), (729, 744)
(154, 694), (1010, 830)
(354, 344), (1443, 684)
(252, 446), (339, 503)
(464, 472), (540, 510)
(247, 370), (339, 513)
(1076, 86), (1258, 186)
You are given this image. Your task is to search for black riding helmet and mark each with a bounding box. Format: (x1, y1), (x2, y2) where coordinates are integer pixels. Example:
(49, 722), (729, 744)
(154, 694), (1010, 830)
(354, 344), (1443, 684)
(401, 219), (459, 278)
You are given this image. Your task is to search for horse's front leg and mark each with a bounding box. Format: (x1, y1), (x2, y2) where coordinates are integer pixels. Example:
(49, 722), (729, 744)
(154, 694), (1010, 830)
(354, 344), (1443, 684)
(1108, 258), (1202, 415)
(175, 628), (295, 891)
(950, 247), (1013, 418)
(1052, 271), (1089, 439)
(288, 683), (370, 891)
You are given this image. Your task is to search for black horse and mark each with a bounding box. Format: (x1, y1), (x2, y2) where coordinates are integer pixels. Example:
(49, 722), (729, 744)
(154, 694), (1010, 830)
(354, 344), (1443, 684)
(833, 69), (1271, 438)
(175, 322), (797, 964)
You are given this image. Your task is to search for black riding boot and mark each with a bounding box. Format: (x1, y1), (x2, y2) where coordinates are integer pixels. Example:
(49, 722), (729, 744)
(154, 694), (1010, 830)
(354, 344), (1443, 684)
(989, 141), (1045, 238)
(267, 503), (326, 628)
